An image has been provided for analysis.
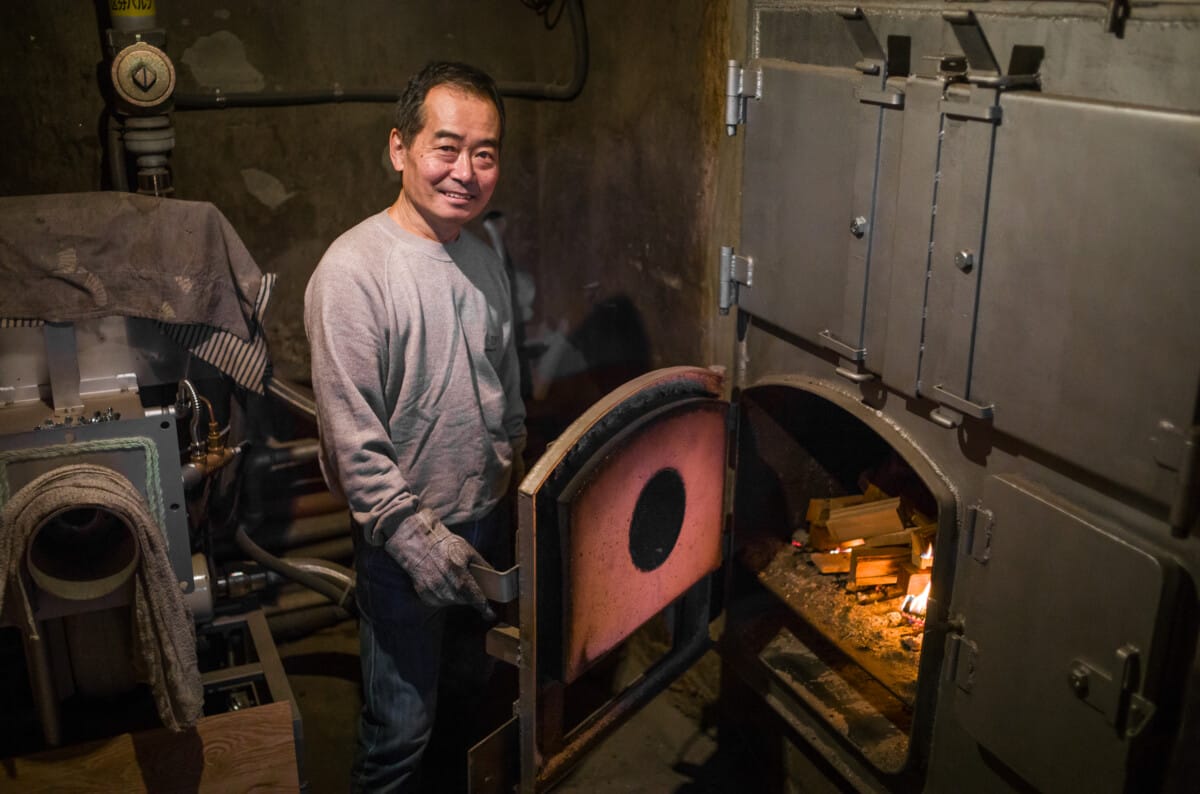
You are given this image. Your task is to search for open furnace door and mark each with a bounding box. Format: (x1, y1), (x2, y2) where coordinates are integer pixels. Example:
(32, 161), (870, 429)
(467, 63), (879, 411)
(469, 366), (729, 793)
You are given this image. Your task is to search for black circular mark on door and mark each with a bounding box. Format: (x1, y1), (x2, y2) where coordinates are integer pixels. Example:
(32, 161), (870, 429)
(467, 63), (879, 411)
(628, 468), (686, 572)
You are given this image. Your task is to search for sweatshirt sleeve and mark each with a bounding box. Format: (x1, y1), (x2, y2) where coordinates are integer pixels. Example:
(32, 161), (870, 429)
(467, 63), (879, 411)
(304, 246), (422, 546)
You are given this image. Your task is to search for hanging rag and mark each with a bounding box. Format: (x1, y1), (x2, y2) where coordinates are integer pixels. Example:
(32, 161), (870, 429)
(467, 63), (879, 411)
(0, 464), (203, 731)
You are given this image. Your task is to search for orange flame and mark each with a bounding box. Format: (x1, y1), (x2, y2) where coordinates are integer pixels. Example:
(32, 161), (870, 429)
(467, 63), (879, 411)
(901, 581), (931, 617)
(921, 543), (934, 561)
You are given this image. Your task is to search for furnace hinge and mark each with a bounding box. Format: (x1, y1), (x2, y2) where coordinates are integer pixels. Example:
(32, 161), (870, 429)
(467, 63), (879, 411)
(724, 61), (761, 136)
(718, 246), (753, 315)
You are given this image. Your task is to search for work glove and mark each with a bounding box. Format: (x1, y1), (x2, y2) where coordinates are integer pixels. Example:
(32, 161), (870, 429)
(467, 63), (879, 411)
(386, 508), (495, 621)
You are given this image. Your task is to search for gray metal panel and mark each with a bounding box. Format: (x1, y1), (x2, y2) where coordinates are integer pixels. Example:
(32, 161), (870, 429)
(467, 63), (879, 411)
(972, 93), (1200, 504)
(919, 89), (998, 415)
(738, 61), (863, 348)
(955, 475), (1173, 793)
(878, 78), (944, 395)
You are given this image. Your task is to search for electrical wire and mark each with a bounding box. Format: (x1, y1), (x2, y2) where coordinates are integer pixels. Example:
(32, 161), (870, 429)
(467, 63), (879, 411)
(522, 0), (567, 29)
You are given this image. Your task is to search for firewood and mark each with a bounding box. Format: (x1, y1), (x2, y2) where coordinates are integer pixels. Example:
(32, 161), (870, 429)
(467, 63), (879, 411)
(807, 524), (863, 552)
(910, 525), (936, 569)
(864, 528), (913, 548)
(861, 483), (890, 502)
(847, 546), (906, 590)
(805, 494), (866, 524)
(899, 563), (931, 596)
(810, 552), (851, 574)
(826, 497), (903, 543)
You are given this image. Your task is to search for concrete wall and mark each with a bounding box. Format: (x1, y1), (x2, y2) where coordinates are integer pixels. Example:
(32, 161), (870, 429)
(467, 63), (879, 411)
(0, 1), (731, 435)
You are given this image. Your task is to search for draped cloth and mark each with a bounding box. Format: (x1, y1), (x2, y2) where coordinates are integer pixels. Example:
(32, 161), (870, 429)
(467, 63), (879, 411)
(0, 464), (203, 731)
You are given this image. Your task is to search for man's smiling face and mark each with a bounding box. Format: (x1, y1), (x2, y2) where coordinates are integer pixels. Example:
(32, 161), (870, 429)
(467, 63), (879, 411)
(388, 84), (501, 243)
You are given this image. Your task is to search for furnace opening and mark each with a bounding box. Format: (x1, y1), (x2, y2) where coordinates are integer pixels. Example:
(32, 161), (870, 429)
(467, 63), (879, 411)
(726, 383), (953, 774)
(628, 467), (686, 572)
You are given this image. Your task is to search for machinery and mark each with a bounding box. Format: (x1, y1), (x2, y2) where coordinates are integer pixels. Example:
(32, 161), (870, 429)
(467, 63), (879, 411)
(0, 193), (346, 790)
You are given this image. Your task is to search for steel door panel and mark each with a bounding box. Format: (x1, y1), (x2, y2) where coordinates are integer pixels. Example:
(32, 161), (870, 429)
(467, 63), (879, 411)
(972, 93), (1200, 505)
(877, 77), (944, 395)
(918, 92), (998, 415)
(955, 475), (1175, 793)
(739, 61), (865, 350)
(557, 399), (726, 682)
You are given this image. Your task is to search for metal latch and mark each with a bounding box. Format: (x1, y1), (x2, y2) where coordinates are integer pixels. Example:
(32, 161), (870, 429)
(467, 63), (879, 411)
(837, 7), (904, 108)
(718, 246), (753, 314)
(939, 10), (1041, 122)
(725, 61), (761, 136)
(1069, 645), (1157, 738)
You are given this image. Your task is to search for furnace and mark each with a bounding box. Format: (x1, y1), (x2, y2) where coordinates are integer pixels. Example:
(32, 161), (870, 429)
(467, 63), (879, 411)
(468, 2), (1200, 792)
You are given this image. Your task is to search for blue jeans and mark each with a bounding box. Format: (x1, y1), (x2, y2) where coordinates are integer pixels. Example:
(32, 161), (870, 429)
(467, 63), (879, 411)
(350, 508), (506, 794)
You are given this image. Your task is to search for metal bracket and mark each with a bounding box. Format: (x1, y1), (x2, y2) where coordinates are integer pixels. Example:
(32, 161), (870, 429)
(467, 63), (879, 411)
(486, 623), (522, 666)
(932, 384), (994, 420)
(1069, 645), (1157, 738)
(837, 7), (905, 108)
(43, 323), (84, 415)
(718, 246), (754, 315)
(835, 365), (875, 384)
(964, 504), (994, 564)
(1105, 0), (1131, 38)
(818, 330), (866, 362)
(725, 60), (761, 136)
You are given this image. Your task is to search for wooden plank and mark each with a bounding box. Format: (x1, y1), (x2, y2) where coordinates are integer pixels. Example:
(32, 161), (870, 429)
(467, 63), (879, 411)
(848, 546), (907, 590)
(0, 700), (298, 793)
(864, 528), (913, 548)
(899, 563), (932, 596)
(805, 494), (867, 524)
(810, 552), (851, 574)
(847, 574), (899, 591)
(826, 497), (903, 543)
(910, 525), (936, 569)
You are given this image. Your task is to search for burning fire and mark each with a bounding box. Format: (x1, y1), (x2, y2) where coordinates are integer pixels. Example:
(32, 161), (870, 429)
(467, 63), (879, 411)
(901, 581), (931, 617)
(922, 543), (933, 562)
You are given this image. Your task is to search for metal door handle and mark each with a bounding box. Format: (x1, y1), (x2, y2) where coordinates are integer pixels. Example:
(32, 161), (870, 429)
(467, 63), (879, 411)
(470, 563), (520, 603)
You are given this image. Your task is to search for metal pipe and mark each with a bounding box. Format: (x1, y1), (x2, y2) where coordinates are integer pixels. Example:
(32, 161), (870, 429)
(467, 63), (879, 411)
(266, 375), (317, 423)
(234, 524), (355, 612)
(173, 0), (587, 110)
(106, 112), (130, 192)
(22, 625), (61, 748)
(267, 605), (352, 641)
(176, 379), (202, 460)
(281, 536), (354, 565)
(268, 490), (347, 520)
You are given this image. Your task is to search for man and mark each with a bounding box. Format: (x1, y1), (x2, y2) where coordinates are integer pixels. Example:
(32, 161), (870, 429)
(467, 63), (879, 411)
(304, 61), (525, 792)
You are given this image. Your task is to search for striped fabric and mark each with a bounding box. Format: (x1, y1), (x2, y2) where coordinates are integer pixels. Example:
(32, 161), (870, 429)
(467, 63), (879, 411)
(159, 272), (276, 394)
(1, 273), (276, 395)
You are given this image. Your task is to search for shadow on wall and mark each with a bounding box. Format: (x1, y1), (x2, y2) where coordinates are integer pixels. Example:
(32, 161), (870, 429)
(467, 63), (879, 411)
(523, 294), (652, 459)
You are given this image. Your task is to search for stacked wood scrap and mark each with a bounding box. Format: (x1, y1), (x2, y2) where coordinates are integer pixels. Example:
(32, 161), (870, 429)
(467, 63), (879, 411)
(802, 482), (938, 598)
(847, 546), (907, 590)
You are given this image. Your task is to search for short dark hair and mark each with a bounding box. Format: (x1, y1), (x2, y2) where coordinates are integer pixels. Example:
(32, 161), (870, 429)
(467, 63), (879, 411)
(393, 61), (506, 147)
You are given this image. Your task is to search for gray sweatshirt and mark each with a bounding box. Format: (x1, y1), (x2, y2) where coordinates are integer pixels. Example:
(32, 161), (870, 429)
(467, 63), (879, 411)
(304, 211), (526, 547)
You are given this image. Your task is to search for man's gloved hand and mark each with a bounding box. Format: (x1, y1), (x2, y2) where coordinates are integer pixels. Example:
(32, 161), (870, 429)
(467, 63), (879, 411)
(386, 508), (495, 620)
